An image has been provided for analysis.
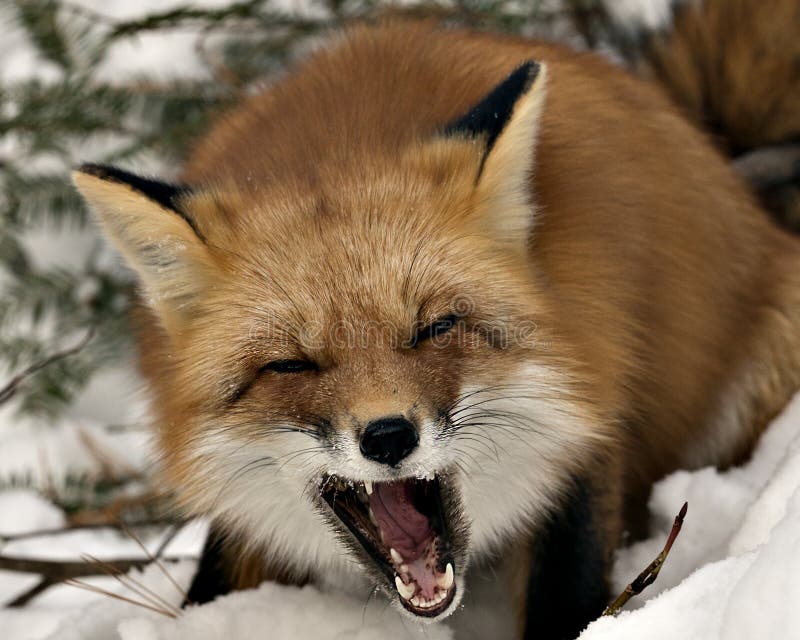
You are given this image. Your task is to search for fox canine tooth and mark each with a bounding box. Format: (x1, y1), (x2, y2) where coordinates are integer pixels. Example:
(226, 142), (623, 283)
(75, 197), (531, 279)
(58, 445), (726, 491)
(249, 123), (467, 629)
(436, 562), (454, 590)
(364, 480), (373, 495)
(390, 548), (403, 565)
(395, 575), (415, 600)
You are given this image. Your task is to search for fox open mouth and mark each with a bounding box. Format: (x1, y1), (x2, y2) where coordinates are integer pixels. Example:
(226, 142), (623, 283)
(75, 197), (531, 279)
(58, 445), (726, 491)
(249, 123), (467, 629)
(320, 474), (457, 617)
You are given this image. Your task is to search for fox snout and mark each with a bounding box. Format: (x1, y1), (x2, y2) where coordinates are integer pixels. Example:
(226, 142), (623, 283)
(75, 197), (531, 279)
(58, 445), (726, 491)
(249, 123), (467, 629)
(327, 398), (445, 481)
(359, 416), (420, 467)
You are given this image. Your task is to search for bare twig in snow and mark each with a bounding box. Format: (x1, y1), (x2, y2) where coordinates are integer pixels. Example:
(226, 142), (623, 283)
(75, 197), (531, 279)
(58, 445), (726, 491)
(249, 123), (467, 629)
(0, 553), (193, 607)
(603, 502), (688, 616)
(6, 579), (56, 607)
(0, 553), (189, 579)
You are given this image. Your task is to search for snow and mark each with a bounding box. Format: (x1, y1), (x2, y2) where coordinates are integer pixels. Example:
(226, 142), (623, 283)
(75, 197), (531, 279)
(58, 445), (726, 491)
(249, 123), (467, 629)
(0, 491), (65, 536)
(117, 583), (453, 640)
(0, 397), (150, 487)
(579, 392), (800, 640)
(34, 560), (198, 640)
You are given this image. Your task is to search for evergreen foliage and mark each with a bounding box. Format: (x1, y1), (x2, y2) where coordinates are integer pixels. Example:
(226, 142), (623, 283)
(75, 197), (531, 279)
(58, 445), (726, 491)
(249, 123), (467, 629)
(0, 0), (610, 420)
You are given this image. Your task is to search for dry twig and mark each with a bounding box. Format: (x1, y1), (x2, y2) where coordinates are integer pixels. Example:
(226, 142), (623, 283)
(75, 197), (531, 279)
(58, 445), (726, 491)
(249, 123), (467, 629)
(1, 516), (191, 608)
(603, 502), (688, 616)
(0, 552), (193, 608)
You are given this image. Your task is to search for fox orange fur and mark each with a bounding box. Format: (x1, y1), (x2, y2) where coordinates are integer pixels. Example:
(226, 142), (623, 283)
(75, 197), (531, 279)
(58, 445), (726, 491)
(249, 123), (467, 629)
(73, 10), (800, 640)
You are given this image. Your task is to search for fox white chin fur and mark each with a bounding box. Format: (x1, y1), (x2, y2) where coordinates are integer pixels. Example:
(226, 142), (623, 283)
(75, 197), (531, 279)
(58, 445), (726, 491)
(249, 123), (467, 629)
(72, 3), (800, 637)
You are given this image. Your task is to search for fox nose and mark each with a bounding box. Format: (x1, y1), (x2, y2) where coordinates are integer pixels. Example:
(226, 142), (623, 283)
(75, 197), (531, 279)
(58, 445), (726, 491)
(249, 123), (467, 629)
(360, 416), (419, 467)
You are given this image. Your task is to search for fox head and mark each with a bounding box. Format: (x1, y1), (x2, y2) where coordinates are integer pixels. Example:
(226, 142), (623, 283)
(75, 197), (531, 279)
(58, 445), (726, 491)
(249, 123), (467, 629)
(74, 60), (604, 619)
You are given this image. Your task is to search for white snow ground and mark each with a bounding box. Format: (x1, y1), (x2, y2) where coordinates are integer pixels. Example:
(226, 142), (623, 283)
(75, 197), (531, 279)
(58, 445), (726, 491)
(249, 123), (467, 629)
(2, 1), (800, 638)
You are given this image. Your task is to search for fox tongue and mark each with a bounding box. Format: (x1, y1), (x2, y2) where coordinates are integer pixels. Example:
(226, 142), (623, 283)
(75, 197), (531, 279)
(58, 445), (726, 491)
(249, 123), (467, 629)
(369, 480), (433, 561)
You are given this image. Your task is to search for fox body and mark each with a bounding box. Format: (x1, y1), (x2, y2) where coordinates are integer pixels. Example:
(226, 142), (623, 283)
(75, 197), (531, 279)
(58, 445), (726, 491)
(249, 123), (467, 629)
(74, 15), (800, 640)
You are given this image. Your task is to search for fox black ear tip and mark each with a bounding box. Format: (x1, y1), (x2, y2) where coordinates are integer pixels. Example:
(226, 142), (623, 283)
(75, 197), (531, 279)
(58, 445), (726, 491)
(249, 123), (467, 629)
(74, 163), (111, 178)
(522, 60), (540, 75)
(519, 60), (542, 86)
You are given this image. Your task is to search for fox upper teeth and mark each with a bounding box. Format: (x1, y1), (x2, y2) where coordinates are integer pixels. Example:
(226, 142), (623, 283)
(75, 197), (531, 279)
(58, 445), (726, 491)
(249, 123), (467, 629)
(436, 562), (454, 590)
(395, 575), (415, 599)
(364, 480), (373, 495)
(390, 548), (403, 565)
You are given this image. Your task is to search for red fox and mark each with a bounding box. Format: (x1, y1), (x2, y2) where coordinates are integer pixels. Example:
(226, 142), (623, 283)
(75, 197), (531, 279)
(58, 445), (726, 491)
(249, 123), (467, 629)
(73, 5), (800, 639)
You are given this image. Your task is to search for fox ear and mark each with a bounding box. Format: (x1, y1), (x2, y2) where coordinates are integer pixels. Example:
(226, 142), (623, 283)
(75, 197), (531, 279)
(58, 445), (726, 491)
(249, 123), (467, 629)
(72, 164), (210, 332)
(445, 61), (548, 253)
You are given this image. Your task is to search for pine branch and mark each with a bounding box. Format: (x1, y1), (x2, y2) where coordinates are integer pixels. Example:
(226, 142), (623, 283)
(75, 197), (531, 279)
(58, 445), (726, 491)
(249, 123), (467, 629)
(106, 0), (287, 40)
(0, 326), (94, 405)
(12, 0), (74, 70)
(59, 1), (115, 26)
(603, 502), (688, 616)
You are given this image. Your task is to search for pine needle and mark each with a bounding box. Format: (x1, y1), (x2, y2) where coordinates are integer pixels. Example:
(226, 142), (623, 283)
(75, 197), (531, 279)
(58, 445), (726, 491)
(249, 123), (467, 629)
(81, 553), (181, 617)
(121, 522), (188, 601)
(64, 578), (177, 618)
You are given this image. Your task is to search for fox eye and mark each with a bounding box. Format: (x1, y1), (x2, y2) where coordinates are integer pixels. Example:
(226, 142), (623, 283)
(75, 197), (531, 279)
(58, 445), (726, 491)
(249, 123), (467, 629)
(410, 314), (460, 347)
(259, 359), (318, 374)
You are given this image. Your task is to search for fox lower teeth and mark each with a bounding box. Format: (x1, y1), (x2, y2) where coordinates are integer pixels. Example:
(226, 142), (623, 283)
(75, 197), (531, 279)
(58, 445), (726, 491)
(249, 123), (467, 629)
(391, 552), (454, 609)
(402, 588), (449, 609)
